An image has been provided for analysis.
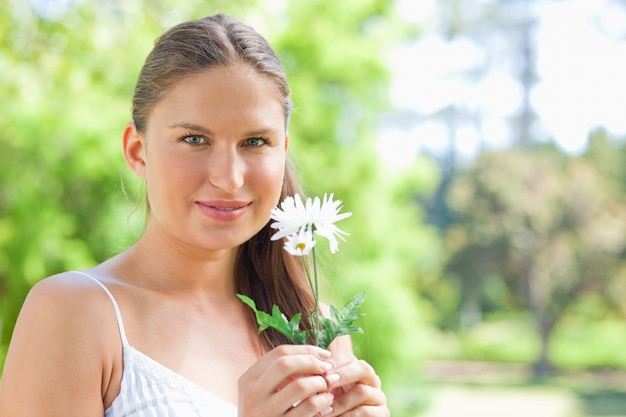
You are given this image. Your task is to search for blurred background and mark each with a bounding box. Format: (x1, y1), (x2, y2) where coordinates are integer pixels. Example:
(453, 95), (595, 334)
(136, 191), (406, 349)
(1, 0), (626, 415)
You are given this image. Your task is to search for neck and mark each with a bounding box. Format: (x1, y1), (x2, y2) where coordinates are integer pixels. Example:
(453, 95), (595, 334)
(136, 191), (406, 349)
(109, 224), (241, 297)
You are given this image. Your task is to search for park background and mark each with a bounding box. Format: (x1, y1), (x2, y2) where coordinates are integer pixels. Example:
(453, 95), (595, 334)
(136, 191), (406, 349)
(1, 0), (626, 415)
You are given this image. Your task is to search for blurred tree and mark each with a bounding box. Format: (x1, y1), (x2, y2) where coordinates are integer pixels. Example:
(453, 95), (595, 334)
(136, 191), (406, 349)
(0, 0), (441, 392)
(579, 130), (626, 317)
(436, 0), (540, 148)
(445, 147), (626, 376)
(584, 128), (626, 194)
(418, 0), (543, 253)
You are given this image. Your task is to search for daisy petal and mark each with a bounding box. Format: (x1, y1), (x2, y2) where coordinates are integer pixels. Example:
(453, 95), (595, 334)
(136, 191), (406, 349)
(270, 194), (312, 240)
(315, 224), (349, 254)
(311, 193), (352, 253)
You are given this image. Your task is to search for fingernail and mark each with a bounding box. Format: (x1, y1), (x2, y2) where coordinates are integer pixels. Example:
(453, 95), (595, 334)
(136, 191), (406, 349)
(318, 349), (331, 359)
(326, 373), (340, 384)
(321, 361), (333, 372)
(320, 406), (334, 416)
(321, 393), (334, 416)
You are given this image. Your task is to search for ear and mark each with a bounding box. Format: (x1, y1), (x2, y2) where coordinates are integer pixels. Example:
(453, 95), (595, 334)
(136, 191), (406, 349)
(284, 133), (289, 151)
(123, 122), (147, 179)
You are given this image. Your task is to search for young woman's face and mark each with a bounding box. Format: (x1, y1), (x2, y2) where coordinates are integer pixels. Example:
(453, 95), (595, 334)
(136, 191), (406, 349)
(128, 65), (288, 252)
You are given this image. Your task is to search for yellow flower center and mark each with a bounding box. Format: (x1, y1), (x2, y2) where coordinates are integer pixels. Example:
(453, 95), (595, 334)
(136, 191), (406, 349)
(296, 243), (307, 251)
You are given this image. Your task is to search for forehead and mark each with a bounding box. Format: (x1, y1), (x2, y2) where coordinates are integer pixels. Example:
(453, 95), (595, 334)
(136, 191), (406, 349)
(146, 65), (286, 133)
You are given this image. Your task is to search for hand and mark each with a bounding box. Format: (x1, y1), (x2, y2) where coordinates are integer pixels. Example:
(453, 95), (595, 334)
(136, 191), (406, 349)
(323, 354), (389, 417)
(238, 345), (335, 417)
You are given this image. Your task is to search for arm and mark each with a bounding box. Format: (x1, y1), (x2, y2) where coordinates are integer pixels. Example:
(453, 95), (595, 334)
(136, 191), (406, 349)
(0, 275), (109, 416)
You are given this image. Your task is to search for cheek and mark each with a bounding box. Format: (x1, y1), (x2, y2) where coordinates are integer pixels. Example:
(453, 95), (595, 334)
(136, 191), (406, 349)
(270, 161), (287, 197)
(149, 152), (202, 182)
(251, 158), (286, 203)
(267, 171), (286, 206)
(144, 153), (204, 206)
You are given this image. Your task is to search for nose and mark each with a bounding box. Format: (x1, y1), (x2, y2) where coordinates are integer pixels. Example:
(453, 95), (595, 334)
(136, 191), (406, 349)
(208, 145), (244, 194)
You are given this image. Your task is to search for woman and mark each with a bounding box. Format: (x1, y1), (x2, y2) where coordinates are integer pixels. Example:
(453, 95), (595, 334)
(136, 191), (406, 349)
(0, 14), (388, 417)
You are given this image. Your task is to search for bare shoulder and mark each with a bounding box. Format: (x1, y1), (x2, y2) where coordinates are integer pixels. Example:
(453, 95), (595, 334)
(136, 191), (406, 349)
(0, 271), (118, 416)
(14, 271), (117, 336)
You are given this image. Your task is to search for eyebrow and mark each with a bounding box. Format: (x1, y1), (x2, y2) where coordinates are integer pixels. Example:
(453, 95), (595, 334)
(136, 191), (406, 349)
(169, 122), (281, 137)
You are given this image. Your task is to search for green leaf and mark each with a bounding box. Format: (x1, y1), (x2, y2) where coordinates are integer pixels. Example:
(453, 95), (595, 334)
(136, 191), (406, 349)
(316, 292), (366, 349)
(237, 294), (310, 345)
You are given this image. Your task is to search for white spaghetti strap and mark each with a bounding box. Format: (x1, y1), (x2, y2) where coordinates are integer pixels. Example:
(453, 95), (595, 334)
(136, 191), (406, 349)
(73, 271), (130, 347)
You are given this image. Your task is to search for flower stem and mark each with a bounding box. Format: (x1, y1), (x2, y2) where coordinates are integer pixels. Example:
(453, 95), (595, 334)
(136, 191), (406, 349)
(301, 246), (320, 346)
(311, 246), (320, 347)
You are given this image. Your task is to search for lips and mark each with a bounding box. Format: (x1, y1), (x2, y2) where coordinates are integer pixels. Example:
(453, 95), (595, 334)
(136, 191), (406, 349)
(195, 200), (251, 222)
(212, 206), (242, 211)
(200, 200), (249, 209)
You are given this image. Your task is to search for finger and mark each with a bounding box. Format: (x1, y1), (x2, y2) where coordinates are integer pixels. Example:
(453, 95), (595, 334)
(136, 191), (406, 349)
(238, 372), (331, 416)
(325, 359), (381, 390)
(245, 345), (331, 381)
(327, 385), (388, 417)
(239, 344), (334, 413)
(286, 392), (335, 417)
(326, 352), (357, 369)
(264, 349), (334, 392)
(276, 375), (331, 414)
(329, 405), (389, 417)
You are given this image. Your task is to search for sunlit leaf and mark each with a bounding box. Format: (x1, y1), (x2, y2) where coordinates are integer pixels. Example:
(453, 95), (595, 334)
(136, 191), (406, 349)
(316, 292), (366, 349)
(236, 294), (310, 345)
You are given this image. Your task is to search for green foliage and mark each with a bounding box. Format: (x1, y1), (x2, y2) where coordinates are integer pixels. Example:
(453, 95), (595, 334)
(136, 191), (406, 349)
(550, 317), (626, 369)
(238, 292), (366, 350)
(458, 316), (540, 364)
(425, 311), (626, 372)
(317, 292), (366, 350)
(237, 295), (311, 345)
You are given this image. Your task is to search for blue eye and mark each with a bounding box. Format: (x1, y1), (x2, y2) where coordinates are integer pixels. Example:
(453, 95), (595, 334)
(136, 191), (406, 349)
(245, 137), (267, 147)
(183, 135), (205, 145)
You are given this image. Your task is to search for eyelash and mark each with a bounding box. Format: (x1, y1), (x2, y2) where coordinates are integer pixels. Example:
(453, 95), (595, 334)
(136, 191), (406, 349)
(179, 132), (270, 147)
(181, 134), (206, 145)
(245, 136), (270, 147)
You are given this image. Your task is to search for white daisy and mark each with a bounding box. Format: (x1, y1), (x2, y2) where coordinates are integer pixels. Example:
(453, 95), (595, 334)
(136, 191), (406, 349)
(283, 226), (316, 256)
(270, 193), (352, 254)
